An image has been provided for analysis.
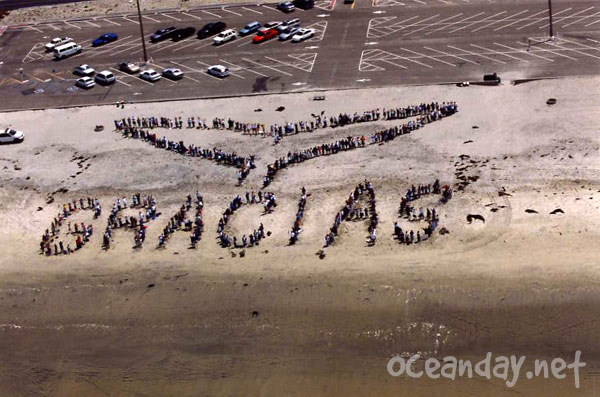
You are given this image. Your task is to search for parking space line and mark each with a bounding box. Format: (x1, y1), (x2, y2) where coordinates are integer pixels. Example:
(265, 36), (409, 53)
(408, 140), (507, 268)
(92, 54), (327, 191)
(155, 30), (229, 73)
(425, 11), (484, 35)
(547, 41), (600, 60)
(470, 43), (528, 62)
(88, 35), (136, 57)
(83, 20), (101, 28)
(170, 60), (221, 81)
(151, 61), (201, 83)
(515, 40), (577, 60)
(584, 18), (600, 27)
(222, 7), (242, 16)
(242, 57), (293, 76)
(398, 14), (440, 32)
(115, 79), (132, 87)
(449, 11), (505, 33)
(493, 42), (554, 62)
(219, 59), (269, 77)
(423, 46), (479, 64)
(27, 25), (44, 33)
(400, 47), (456, 66)
(202, 10), (222, 18)
(161, 13), (182, 21)
(142, 39), (191, 54)
(261, 4), (276, 11)
(242, 6), (263, 14)
(472, 9), (529, 33)
(403, 13), (462, 36)
(555, 37), (600, 59)
(42, 71), (66, 80)
(122, 16), (140, 25)
(539, 7), (595, 29)
(561, 10), (600, 28)
(172, 40), (202, 53)
(64, 21), (83, 30)
(380, 58), (409, 69)
(180, 11), (203, 21)
(143, 15), (161, 23)
(516, 7), (571, 30)
(447, 44), (506, 64)
(493, 9), (548, 31)
(263, 56), (314, 73)
(102, 18), (121, 26)
(46, 23), (62, 31)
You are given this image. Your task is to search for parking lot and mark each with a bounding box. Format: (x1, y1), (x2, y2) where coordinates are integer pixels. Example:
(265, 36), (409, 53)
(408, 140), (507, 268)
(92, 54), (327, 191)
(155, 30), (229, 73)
(0, 0), (599, 110)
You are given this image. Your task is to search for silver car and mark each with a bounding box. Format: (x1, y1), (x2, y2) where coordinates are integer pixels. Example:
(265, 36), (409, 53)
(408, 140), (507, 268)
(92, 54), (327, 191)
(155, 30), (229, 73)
(207, 65), (230, 78)
(76, 76), (95, 89)
(279, 26), (301, 41)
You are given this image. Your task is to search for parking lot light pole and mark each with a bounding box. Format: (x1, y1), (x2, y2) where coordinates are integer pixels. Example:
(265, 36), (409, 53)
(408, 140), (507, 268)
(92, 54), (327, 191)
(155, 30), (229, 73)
(548, 0), (554, 40)
(136, 0), (148, 64)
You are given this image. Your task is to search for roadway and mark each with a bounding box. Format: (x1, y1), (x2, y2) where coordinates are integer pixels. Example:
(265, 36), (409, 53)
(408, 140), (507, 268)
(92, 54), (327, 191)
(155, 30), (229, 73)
(0, 0), (599, 110)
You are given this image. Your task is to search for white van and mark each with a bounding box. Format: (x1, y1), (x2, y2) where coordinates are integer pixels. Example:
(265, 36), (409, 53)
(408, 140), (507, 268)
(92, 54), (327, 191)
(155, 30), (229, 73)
(53, 42), (81, 59)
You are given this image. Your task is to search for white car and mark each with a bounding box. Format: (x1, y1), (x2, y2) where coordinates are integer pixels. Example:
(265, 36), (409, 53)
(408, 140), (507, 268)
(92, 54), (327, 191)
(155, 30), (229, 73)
(95, 70), (116, 85)
(0, 127), (24, 144)
(45, 37), (72, 51)
(207, 65), (230, 78)
(213, 29), (237, 45)
(162, 68), (184, 80)
(140, 69), (161, 82)
(73, 64), (95, 76)
(291, 28), (315, 42)
(76, 76), (95, 89)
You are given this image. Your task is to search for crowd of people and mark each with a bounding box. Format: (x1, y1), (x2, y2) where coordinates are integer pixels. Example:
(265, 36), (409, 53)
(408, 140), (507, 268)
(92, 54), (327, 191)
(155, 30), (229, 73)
(217, 191), (276, 248)
(158, 192), (204, 249)
(103, 194), (158, 250)
(40, 197), (100, 256)
(114, 119), (255, 183)
(289, 187), (307, 245)
(394, 180), (453, 245)
(262, 102), (458, 188)
(324, 180), (378, 247)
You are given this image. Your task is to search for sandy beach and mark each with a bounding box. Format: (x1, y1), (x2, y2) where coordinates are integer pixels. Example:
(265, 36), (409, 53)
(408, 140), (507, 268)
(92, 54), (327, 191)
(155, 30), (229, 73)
(1, 76), (600, 395)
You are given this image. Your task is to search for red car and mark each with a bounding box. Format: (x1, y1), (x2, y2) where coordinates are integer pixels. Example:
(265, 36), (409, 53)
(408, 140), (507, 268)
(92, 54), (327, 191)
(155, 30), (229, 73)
(253, 28), (278, 43)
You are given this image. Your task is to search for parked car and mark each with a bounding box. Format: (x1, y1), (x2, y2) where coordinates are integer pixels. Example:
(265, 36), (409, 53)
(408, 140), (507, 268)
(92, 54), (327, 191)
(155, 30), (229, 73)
(150, 27), (176, 42)
(162, 68), (184, 80)
(197, 22), (226, 39)
(263, 21), (283, 30)
(92, 33), (118, 47)
(45, 37), (72, 51)
(293, 0), (314, 9)
(277, 1), (295, 12)
(140, 69), (161, 82)
(53, 42), (81, 59)
(76, 76), (95, 89)
(0, 127), (24, 144)
(278, 18), (301, 32)
(172, 27), (196, 41)
(207, 65), (230, 78)
(119, 62), (140, 74)
(95, 70), (115, 85)
(213, 29), (237, 45)
(239, 21), (261, 36)
(292, 28), (315, 42)
(73, 64), (95, 76)
(279, 26), (301, 41)
(253, 28), (278, 43)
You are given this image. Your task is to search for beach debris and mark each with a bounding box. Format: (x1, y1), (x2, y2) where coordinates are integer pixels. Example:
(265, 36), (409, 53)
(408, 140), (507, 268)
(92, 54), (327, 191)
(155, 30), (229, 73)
(251, 311), (259, 318)
(466, 214), (485, 223)
(546, 98), (557, 105)
(146, 283), (155, 289)
(525, 209), (538, 213)
(439, 227), (450, 235)
(550, 208), (564, 215)
(463, 140), (473, 144)
(276, 106), (285, 112)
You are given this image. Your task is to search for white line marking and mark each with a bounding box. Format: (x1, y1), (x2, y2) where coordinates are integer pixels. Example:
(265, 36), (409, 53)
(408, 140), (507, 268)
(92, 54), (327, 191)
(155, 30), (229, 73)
(447, 44), (507, 63)
(222, 7), (242, 16)
(143, 15), (161, 23)
(493, 42), (554, 62)
(196, 60), (245, 79)
(27, 25), (44, 33)
(380, 58), (410, 69)
(493, 9), (548, 31)
(539, 7), (595, 29)
(180, 11), (203, 21)
(219, 59), (269, 77)
(242, 57), (293, 76)
(516, 7), (571, 30)
(555, 37), (600, 58)
(423, 46), (479, 64)
(242, 6), (263, 14)
(161, 13), (182, 21)
(122, 16), (140, 25)
(263, 55), (314, 73)
(516, 41), (577, 60)
(403, 13), (463, 36)
(83, 20), (101, 28)
(170, 60), (221, 81)
(472, 9), (529, 33)
(449, 11), (506, 33)
(584, 18), (600, 27)
(64, 21), (82, 30)
(470, 43), (528, 62)
(400, 47), (456, 66)
(425, 11), (485, 35)
(561, 10), (600, 28)
(102, 18), (121, 26)
(115, 79), (132, 87)
(202, 10), (222, 18)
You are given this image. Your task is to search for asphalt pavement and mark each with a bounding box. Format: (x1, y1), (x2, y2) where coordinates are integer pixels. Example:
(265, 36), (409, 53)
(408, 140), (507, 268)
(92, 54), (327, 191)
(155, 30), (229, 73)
(0, 0), (599, 110)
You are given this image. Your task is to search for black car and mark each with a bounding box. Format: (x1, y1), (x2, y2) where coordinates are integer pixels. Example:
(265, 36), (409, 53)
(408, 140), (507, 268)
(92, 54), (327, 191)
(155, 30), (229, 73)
(277, 1), (295, 12)
(197, 22), (226, 39)
(150, 27), (176, 42)
(172, 27), (196, 42)
(293, 0), (314, 9)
